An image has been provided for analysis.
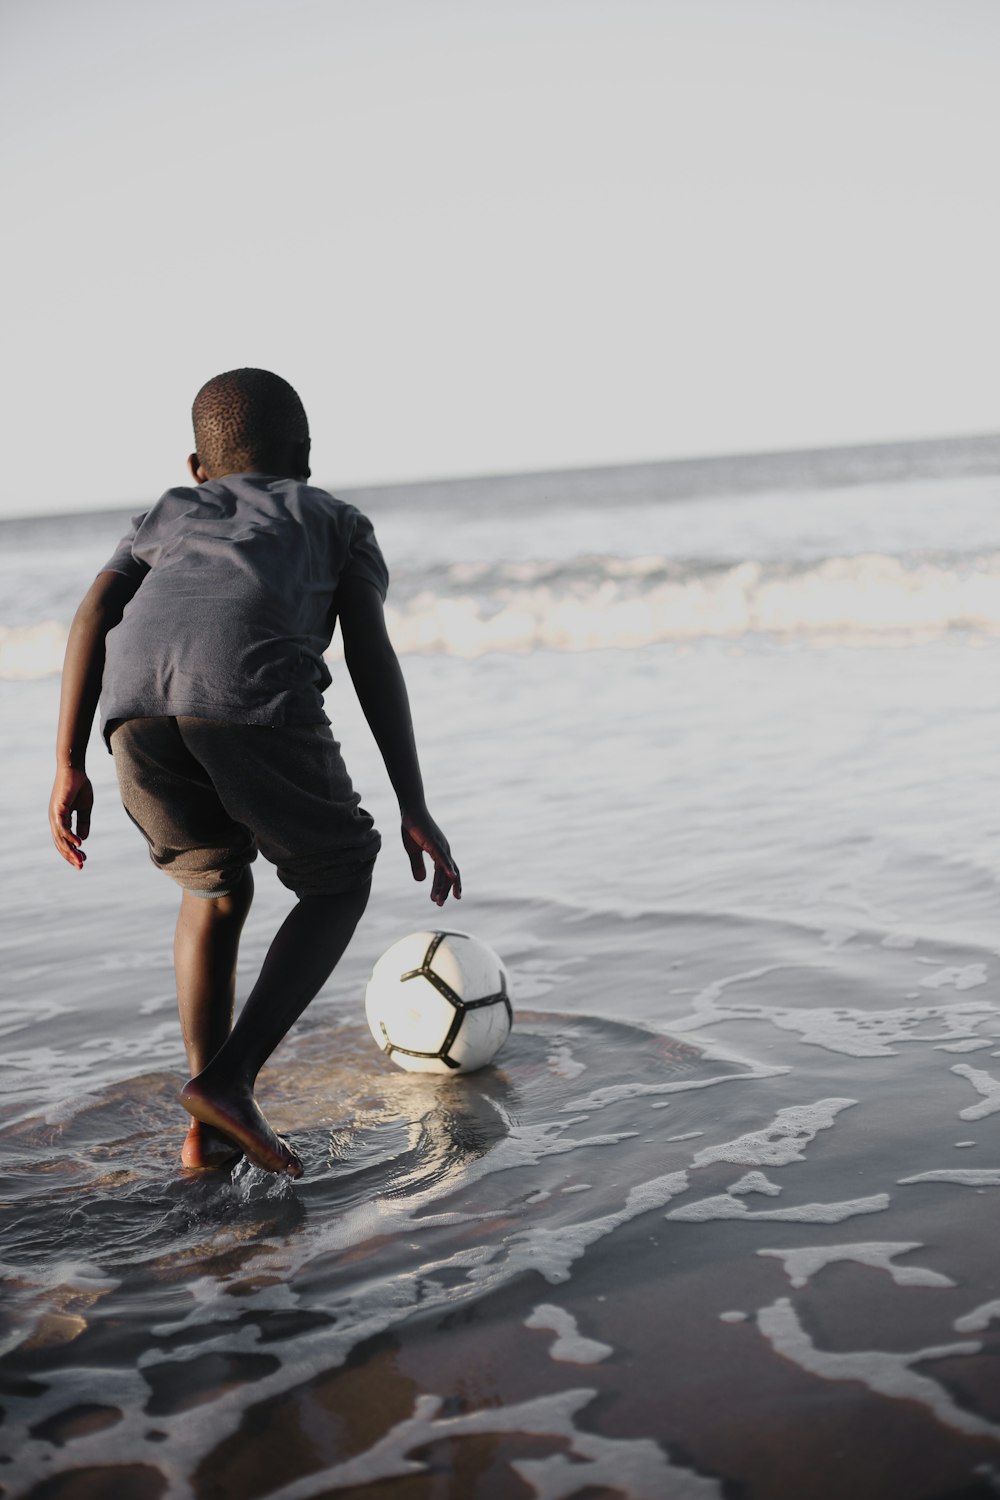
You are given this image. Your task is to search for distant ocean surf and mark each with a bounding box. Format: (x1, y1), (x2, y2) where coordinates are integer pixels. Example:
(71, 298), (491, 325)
(2, 435), (1000, 1498)
(4, 435), (1000, 680)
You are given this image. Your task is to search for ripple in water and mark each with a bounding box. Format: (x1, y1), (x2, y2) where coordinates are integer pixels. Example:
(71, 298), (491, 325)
(3, 1003), (1000, 1498)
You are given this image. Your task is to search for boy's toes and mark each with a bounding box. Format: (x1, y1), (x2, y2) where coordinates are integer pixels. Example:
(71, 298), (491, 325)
(243, 1134), (303, 1178)
(277, 1136), (304, 1178)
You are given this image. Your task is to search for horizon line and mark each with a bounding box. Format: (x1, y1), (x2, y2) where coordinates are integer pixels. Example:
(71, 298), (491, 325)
(4, 427), (1000, 524)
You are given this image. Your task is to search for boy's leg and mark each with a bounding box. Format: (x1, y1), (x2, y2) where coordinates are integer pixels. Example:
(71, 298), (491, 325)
(110, 717), (263, 1169)
(181, 880), (371, 1177)
(173, 869), (255, 1169)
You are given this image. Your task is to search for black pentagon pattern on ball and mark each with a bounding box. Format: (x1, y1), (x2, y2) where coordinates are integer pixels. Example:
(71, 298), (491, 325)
(378, 931), (512, 1069)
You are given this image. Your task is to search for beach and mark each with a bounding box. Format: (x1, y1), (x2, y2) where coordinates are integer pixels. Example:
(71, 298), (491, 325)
(2, 441), (1000, 1498)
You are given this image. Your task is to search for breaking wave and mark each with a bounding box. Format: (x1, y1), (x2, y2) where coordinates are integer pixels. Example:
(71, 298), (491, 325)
(4, 551), (999, 678)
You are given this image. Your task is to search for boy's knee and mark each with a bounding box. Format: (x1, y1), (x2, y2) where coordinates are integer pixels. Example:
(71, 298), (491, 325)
(181, 868), (254, 915)
(298, 877), (371, 913)
(278, 852), (378, 900)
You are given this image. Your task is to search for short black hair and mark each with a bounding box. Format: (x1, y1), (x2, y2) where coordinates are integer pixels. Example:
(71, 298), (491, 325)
(192, 368), (309, 477)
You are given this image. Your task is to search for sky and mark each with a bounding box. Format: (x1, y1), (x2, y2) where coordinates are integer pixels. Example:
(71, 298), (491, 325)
(3, 0), (1000, 517)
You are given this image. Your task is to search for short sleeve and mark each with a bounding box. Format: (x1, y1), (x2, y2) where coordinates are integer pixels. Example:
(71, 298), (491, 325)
(345, 510), (389, 598)
(100, 511), (150, 585)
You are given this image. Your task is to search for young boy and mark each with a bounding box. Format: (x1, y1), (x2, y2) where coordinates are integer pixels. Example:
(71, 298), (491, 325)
(48, 368), (460, 1180)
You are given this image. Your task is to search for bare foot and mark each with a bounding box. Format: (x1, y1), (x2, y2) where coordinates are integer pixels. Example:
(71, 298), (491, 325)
(180, 1075), (303, 1178)
(181, 1119), (243, 1171)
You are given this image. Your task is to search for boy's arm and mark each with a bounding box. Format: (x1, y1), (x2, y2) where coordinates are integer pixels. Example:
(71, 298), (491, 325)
(336, 575), (461, 906)
(49, 570), (141, 870)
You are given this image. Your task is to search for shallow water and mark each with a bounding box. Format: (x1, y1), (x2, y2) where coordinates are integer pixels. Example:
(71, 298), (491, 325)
(3, 447), (1000, 1497)
(6, 968), (1000, 1498)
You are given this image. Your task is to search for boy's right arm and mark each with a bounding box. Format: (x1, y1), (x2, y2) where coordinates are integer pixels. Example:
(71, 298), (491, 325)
(49, 570), (141, 870)
(337, 575), (461, 906)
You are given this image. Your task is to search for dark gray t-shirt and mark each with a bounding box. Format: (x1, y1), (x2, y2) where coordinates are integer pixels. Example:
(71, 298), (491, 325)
(98, 474), (388, 744)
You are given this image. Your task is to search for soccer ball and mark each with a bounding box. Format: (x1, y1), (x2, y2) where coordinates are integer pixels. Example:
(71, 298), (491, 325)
(365, 930), (512, 1074)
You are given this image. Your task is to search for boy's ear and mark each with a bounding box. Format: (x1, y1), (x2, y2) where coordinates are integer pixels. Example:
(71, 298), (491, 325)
(297, 438), (311, 481)
(187, 452), (211, 484)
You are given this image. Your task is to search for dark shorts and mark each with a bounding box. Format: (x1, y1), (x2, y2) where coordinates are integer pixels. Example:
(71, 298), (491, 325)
(110, 716), (380, 898)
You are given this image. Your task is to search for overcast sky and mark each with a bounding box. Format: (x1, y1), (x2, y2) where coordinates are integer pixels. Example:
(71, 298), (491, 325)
(3, 0), (999, 517)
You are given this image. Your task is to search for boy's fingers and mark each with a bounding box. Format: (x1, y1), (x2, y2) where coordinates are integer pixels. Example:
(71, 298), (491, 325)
(430, 856), (461, 905)
(51, 823), (85, 868)
(75, 783), (94, 841)
(49, 774), (93, 868)
(49, 802), (74, 846)
(401, 819), (460, 899)
(400, 825), (426, 881)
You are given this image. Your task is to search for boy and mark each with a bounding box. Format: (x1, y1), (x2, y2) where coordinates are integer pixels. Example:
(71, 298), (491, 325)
(48, 368), (460, 1180)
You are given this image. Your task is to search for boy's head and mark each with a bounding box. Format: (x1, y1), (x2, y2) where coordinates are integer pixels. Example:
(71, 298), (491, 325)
(189, 368), (311, 483)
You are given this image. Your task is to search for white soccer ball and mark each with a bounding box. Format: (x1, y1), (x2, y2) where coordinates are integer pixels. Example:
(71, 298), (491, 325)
(365, 930), (512, 1074)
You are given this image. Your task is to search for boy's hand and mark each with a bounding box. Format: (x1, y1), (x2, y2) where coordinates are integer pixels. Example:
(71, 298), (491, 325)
(49, 768), (94, 870)
(401, 810), (461, 906)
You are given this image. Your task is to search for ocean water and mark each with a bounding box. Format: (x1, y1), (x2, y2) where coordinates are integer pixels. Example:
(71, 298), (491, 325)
(2, 439), (1000, 1499)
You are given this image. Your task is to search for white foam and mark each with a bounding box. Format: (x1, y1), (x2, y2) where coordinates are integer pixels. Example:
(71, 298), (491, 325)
(0, 1035), (889, 1486)
(951, 1063), (1000, 1120)
(546, 1044), (587, 1079)
(41, 1091), (106, 1126)
(666, 1131), (704, 1141)
(465, 1170), (692, 1286)
(756, 1297), (996, 1440)
(151, 1276), (301, 1338)
(2, 1362), (154, 1484)
(920, 964), (989, 991)
(719, 1310), (749, 1323)
(0, 620), (67, 679)
(757, 1242), (955, 1289)
(0, 996), (74, 1041)
(955, 1300), (1000, 1333)
(936, 1038), (994, 1053)
(692, 1099), (857, 1169)
(675, 986), (998, 1059)
(667, 1193), (889, 1225)
(728, 1172), (782, 1197)
(384, 552), (1000, 658)
(137, 992), (175, 1016)
(41, 1261), (120, 1295)
(462, 1115), (641, 1182)
(899, 1168), (1000, 1187)
(139, 1316), (273, 1372)
(563, 1062), (788, 1114)
(524, 1304), (612, 1364)
(10, 549), (1000, 683)
(259, 1388), (722, 1499)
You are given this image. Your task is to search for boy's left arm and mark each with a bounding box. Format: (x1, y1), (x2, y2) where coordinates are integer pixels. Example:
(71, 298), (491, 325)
(337, 574), (461, 906)
(49, 571), (141, 870)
